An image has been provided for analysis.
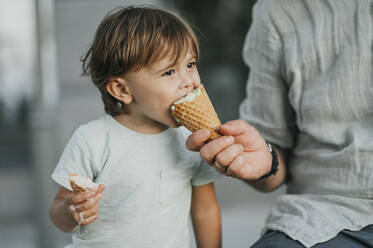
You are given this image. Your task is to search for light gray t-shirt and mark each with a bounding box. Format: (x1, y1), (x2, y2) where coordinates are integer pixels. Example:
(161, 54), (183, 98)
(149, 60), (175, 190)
(240, 0), (373, 247)
(51, 115), (220, 248)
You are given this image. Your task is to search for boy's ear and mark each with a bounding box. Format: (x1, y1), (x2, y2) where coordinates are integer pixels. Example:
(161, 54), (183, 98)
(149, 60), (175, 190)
(106, 77), (133, 104)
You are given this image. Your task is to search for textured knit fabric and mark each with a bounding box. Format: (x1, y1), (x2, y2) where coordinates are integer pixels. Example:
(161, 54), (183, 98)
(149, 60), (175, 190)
(239, 0), (373, 247)
(51, 115), (220, 248)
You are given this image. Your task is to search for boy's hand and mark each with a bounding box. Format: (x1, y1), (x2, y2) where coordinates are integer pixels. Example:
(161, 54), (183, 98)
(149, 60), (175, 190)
(65, 184), (105, 226)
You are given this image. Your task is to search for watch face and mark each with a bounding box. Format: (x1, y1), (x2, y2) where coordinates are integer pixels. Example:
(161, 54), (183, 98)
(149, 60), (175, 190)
(267, 142), (273, 152)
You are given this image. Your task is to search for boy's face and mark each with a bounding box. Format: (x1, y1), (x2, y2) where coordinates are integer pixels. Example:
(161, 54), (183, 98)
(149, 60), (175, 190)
(124, 51), (201, 130)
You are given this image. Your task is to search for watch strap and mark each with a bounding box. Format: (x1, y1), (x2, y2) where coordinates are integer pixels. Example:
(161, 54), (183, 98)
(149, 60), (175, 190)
(259, 142), (279, 180)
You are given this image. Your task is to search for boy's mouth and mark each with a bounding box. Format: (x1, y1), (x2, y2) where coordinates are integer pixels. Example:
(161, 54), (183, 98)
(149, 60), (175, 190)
(170, 85), (203, 118)
(172, 85), (203, 108)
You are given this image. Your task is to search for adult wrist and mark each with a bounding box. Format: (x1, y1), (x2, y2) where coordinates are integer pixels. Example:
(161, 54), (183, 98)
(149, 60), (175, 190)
(258, 142), (279, 180)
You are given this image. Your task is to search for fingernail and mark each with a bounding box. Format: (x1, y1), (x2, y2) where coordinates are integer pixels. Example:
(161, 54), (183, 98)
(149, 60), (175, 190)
(201, 129), (210, 137)
(226, 136), (234, 144)
(239, 144), (244, 152)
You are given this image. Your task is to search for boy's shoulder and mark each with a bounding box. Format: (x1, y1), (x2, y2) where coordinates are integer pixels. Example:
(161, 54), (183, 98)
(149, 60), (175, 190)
(74, 115), (113, 144)
(78, 115), (110, 133)
(174, 126), (192, 139)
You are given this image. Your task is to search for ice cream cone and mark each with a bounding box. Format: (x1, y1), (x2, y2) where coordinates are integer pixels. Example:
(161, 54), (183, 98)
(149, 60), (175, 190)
(69, 173), (98, 193)
(171, 84), (221, 140)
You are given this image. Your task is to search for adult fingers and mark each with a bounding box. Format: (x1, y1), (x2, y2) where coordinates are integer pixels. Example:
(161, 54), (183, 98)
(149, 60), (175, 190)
(214, 166), (229, 175)
(225, 154), (257, 180)
(220, 120), (266, 150)
(185, 129), (211, 152)
(200, 136), (235, 165)
(226, 151), (270, 180)
(214, 144), (243, 170)
(218, 120), (253, 136)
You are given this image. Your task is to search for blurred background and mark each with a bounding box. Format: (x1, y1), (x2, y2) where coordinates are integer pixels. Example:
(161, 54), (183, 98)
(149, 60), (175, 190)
(0, 0), (285, 247)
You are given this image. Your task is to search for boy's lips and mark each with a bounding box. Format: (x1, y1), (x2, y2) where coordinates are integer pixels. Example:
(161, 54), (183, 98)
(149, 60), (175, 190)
(173, 86), (203, 105)
(179, 94), (188, 100)
(171, 93), (190, 109)
(170, 85), (203, 114)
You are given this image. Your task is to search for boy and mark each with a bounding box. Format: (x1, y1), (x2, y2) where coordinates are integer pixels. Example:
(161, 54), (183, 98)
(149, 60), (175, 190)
(49, 6), (222, 248)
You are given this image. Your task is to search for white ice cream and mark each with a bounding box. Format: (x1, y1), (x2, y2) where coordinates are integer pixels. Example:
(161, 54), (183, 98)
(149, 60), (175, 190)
(70, 174), (98, 192)
(171, 85), (202, 112)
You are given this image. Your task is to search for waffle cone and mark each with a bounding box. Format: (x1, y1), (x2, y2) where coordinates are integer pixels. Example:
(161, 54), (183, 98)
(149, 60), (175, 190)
(70, 180), (87, 193)
(69, 173), (87, 193)
(68, 173), (100, 193)
(171, 85), (221, 140)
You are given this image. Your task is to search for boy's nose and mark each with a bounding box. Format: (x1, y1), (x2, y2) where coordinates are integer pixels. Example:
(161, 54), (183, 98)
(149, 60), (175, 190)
(180, 75), (193, 88)
(192, 79), (201, 89)
(180, 73), (199, 90)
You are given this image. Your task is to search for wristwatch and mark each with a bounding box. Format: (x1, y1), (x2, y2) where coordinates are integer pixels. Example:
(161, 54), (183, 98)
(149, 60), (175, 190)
(258, 142), (279, 180)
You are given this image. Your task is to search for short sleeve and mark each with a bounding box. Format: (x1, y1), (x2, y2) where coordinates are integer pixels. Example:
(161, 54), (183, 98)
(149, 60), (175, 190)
(239, 0), (297, 150)
(176, 127), (222, 186)
(51, 127), (95, 191)
(191, 160), (222, 186)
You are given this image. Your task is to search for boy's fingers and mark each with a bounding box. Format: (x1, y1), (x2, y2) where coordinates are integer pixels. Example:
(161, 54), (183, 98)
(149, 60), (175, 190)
(75, 193), (103, 212)
(96, 184), (105, 194)
(80, 214), (98, 226)
(71, 191), (95, 204)
(68, 186), (104, 215)
(185, 129), (210, 151)
(64, 194), (74, 206)
(75, 205), (99, 225)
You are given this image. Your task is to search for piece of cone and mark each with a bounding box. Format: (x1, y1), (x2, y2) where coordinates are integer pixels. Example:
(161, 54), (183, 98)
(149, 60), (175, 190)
(70, 181), (87, 193)
(171, 84), (221, 140)
(69, 173), (87, 193)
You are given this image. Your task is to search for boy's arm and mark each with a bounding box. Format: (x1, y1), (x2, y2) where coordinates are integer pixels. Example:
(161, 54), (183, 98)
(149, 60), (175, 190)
(49, 185), (104, 233)
(191, 183), (221, 248)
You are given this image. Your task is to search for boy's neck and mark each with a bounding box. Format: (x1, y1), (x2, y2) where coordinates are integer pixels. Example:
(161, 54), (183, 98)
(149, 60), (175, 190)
(113, 114), (169, 134)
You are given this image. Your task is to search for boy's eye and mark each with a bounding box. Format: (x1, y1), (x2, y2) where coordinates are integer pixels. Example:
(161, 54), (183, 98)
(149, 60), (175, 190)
(187, 62), (196, 68)
(162, 69), (175, 76)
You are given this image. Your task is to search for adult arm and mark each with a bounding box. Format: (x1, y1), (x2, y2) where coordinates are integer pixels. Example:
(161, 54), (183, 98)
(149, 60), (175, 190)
(191, 183), (221, 248)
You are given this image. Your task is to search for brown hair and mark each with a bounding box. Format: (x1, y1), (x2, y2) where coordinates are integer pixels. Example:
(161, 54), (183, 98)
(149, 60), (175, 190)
(81, 6), (200, 116)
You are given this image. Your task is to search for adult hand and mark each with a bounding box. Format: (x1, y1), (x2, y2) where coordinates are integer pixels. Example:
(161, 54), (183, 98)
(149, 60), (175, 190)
(186, 120), (272, 180)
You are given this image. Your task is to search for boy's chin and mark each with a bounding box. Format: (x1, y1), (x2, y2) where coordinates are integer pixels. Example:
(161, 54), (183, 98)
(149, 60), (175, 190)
(164, 114), (182, 128)
(169, 120), (181, 128)
(165, 116), (181, 128)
